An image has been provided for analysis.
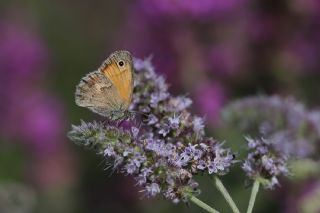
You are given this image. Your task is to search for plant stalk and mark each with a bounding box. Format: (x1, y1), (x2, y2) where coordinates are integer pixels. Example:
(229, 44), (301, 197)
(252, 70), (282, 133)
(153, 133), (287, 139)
(189, 196), (220, 213)
(246, 180), (260, 213)
(214, 176), (241, 213)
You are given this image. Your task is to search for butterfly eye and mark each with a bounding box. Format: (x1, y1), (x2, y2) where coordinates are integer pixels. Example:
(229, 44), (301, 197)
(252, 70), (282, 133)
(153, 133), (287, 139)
(118, 61), (124, 67)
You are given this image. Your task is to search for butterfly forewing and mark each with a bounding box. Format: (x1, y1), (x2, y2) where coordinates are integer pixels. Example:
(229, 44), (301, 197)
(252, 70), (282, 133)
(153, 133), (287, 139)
(100, 62), (133, 107)
(100, 50), (134, 108)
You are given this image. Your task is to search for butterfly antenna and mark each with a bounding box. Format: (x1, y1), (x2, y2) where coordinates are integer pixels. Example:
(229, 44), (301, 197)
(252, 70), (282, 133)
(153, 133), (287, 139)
(108, 166), (118, 177)
(129, 110), (148, 117)
(98, 157), (107, 168)
(116, 119), (125, 127)
(102, 118), (111, 126)
(130, 110), (150, 125)
(137, 115), (143, 131)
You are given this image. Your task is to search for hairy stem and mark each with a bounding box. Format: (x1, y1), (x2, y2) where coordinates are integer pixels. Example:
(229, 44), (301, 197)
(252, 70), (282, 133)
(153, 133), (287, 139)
(246, 180), (260, 213)
(214, 176), (241, 213)
(189, 196), (220, 213)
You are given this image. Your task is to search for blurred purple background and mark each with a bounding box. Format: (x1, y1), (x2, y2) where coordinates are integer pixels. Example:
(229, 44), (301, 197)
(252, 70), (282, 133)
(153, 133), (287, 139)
(0, 0), (320, 212)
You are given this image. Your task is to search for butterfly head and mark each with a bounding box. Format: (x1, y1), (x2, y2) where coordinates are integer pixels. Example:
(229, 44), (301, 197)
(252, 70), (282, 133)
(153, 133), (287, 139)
(100, 50), (133, 73)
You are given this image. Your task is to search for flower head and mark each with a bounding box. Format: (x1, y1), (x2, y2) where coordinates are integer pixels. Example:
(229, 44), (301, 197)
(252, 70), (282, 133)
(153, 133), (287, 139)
(242, 137), (289, 189)
(69, 57), (236, 203)
(223, 96), (320, 158)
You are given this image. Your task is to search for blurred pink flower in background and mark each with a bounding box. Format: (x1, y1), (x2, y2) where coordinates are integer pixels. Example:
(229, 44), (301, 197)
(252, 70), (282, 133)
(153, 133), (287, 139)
(139, 0), (247, 18)
(120, 7), (179, 83)
(279, 35), (320, 73)
(0, 20), (59, 151)
(194, 83), (226, 125)
(245, 14), (277, 43)
(119, 0), (248, 127)
(208, 45), (244, 76)
(0, 21), (47, 80)
(0, 20), (48, 136)
(0, 18), (76, 190)
(290, 0), (320, 16)
(13, 93), (64, 153)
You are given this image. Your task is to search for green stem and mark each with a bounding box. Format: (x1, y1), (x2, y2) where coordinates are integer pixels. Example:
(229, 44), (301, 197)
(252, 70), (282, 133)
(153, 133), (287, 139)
(189, 196), (220, 213)
(246, 180), (260, 213)
(214, 176), (241, 213)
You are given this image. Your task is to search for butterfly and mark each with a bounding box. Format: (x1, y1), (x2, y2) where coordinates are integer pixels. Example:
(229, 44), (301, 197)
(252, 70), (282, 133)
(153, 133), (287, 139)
(75, 50), (134, 120)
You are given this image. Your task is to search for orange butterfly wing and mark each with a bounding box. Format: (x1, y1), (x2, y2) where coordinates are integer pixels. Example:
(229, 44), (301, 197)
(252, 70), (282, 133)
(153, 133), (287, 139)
(101, 63), (133, 107)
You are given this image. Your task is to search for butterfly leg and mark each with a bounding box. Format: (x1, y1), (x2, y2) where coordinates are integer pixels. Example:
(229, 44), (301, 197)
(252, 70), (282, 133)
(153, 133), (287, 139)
(102, 118), (111, 126)
(116, 119), (125, 127)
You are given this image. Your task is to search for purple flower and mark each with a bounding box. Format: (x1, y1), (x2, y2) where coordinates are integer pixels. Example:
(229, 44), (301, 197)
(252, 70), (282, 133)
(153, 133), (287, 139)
(145, 139), (158, 151)
(145, 183), (161, 197)
(147, 114), (159, 125)
(125, 161), (138, 174)
(261, 156), (275, 172)
(242, 137), (289, 189)
(135, 168), (153, 186)
(208, 162), (218, 174)
(123, 147), (134, 157)
(193, 148), (203, 160)
(168, 115), (180, 129)
(223, 96), (320, 158)
(104, 145), (116, 157)
(150, 92), (169, 107)
(169, 96), (193, 112)
(172, 157), (188, 168)
(242, 160), (253, 175)
(154, 76), (168, 92)
(192, 116), (205, 136)
(133, 57), (154, 72)
(131, 127), (140, 138)
(158, 124), (170, 137)
(197, 160), (207, 170)
(213, 149), (233, 171)
(163, 143), (176, 157)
